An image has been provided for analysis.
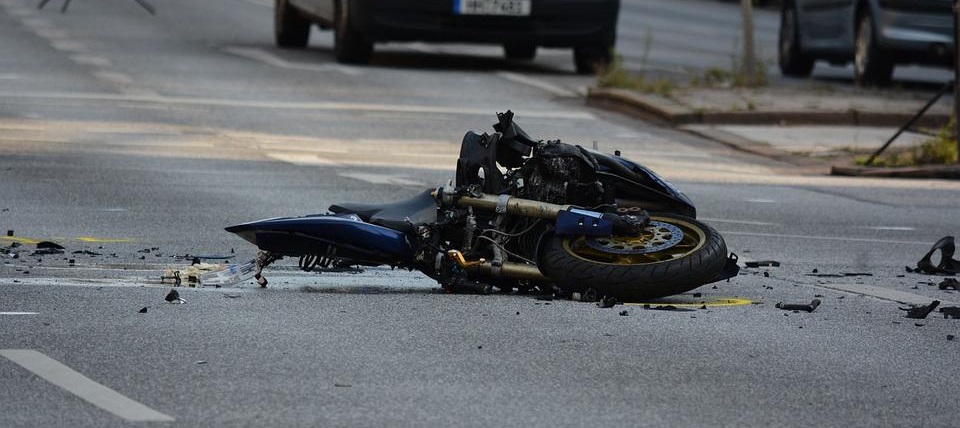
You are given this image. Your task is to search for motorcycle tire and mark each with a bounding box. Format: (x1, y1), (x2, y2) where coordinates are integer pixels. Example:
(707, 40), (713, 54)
(538, 213), (728, 301)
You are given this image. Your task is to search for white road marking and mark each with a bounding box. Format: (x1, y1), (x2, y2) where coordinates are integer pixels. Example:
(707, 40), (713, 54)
(745, 198), (777, 203)
(49, 40), (87, 53)
(69, 54), (112, 68)
(815, 284), (955, 306)
(338, 172), (425, 186)
(236, 0), (271, 6)
(223, 46), (363, 76)
(265, 152), (340, 166)
(698, 217), (778, 226)
(0, 312), (38, 315)
(495, 72), (578, 97)
(721, 231), (931, 246)
(0, 91), (597, 120)
(0, 349), (175, 422)
(0, 73), (20, 79)
(859, 226), (915, 231)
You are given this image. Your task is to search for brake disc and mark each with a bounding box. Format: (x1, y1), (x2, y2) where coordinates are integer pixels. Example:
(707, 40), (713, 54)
(585, 220), (684, 255)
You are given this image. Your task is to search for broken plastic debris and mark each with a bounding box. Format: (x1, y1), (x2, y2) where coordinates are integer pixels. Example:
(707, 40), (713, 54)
(31, 241), (64, 256)
(164, 289), (185, 304)
(900, 301), (940, 319)
(939, 278), (959, 291)
(597, 296), (619, 308)
(775, 299), (821, 313)
(138, 307), (148, 313)
(915, 236), (960, 275)
(619, 310), (629, 316)
(744, 260), (780, 268)
(642, 304), (695, 312)
(198, 259), (257, 287)
(939, 307), (960, 319)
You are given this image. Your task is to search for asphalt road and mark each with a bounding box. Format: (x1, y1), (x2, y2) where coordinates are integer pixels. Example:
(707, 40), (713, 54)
(2, 0), (960, 426)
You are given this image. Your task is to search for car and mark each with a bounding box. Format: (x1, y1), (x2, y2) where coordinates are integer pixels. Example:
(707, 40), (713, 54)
(273, 0), (620, 74)
(778, 0), (955, 85)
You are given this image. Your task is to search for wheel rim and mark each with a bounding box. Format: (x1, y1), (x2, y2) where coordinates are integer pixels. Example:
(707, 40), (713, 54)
(563, 217), (707, 265)
(855, 17), (871, 74)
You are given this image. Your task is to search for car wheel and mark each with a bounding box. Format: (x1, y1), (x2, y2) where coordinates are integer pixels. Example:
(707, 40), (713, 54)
(334, 0), (373, 64)
(854, 11), (893, 86)
(778, 1), (814, 77)
(275, 0), (310, 48)
(573, 46), (612, 75)
(504, 44), (537, 61)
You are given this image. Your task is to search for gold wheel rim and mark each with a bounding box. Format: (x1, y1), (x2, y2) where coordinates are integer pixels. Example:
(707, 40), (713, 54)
(563, 216), (707, 266)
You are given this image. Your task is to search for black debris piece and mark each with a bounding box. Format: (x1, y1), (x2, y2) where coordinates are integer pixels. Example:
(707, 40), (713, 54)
(940, 307), (960, 319)
(805, 273), (844, 278)
(138, 307), (148, 313)
(763, 271), (770, 278)
(915, 236), (960, 275)
(223, 293), (242, 299)
(692, 292), (702, 298)
(939, 278), (960, 291)
(915, 323), (925, 327)
(8, 242), (20, 248)
(700, 305), (707, 310)
(535, 295), (554, 301)
(775, 299), (821, 313)
(164, 289), (184, 304)
(597, 296), (619, 308)
(905, 266), (914, 273)
(812, 268), (819, 273)
(900, 301), (940, 319)
(6, 230), (13, 236)
(334, 383), (351, 387)
(72, 250), (101, 256)
(191, 257), (201, 265)
(745, 260), (780, 268)
(36, 241), (64, 250)
(642, 304), (695, 312)
(842, 273), (873, 277)
(619, 310), (629, 316)
(948, 335), (956, 341)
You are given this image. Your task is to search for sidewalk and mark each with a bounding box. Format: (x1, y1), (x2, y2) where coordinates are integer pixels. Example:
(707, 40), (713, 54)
(587, 85), (960, 178)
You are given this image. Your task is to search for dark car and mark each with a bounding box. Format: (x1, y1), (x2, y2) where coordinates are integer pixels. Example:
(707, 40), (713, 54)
(274, 0), (620, 73)
(778, 0), (955, 85)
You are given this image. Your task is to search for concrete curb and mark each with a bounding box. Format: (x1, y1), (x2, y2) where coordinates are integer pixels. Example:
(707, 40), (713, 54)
(830, 164), (960, 179)
(586, 87), (952, 127)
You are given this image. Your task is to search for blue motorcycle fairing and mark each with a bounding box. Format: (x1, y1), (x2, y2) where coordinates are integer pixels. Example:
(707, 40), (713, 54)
(225, 213), (415, 262)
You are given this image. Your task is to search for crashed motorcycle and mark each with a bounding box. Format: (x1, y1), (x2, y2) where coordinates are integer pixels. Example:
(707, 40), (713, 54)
(225, 112), (738, 300)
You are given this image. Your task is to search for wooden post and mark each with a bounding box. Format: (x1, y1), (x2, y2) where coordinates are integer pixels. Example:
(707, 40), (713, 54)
(740, 0), (757, 85)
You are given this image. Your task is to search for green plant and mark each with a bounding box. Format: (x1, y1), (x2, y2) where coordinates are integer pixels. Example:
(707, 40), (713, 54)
(857, 119), (958, 166)
(597, 53), (675, 97)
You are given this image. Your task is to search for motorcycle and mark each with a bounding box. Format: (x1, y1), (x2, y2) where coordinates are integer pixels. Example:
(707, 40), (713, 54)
(225, 111), (738, 301)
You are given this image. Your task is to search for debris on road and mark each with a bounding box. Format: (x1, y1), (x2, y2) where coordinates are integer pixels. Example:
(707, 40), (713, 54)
(31, 241), (64, 256)
(597, 296), (619, 308)
(642, 304), (695, 312)
(164, 289), (185, 304)
(940, 307), (960, 319)
(619, 310), (629, 316)
(72, 250), (101, 256)
(900, 301), (940, 319)
(775, 299), (821, 313)
(842, 273), (873, 277)
(138, 307), (148, 313)
(948, 335), (956, 341)
(805, 273), (844, 278)
(939, 278), (959, 291)
(914, 236), (960, 275)
(744, 260), (780, 268)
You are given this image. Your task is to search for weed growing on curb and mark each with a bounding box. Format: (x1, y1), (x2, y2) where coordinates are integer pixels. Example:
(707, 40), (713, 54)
(858, 119), (958, 166)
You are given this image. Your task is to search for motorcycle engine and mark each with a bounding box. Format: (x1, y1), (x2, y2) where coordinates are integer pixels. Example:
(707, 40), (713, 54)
(518, 140), (603, 207)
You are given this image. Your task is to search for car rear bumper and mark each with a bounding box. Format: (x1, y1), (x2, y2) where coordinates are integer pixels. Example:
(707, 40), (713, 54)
(876, 6), (954, 64)
(351, 0), (619, 47)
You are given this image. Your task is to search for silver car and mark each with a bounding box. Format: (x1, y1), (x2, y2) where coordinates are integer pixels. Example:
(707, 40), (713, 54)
(778, 0), (955, 85)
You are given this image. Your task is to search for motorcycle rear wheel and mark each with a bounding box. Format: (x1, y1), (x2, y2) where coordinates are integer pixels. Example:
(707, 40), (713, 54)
(538, 213), (728, 301)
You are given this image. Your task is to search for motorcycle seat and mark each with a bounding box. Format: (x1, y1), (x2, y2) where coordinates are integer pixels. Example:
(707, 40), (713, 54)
(329, 189), (438, 232)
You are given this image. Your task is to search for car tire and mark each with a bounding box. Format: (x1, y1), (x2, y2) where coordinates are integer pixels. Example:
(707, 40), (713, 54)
(573, 46), (612, 75)
(854, 11), (893, 86)
(778, 1), (814, 77)
(504, 44), (537, 61)
(334, 0), (373, 64)
(275, 0), (310, 48)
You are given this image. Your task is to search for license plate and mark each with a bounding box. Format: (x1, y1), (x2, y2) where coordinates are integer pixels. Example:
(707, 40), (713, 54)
(454, 0), (531, 16)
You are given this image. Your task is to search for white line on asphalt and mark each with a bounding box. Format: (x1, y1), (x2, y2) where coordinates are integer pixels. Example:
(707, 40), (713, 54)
(0, 349), (175, 422)
(266, 152), (340, 166)
(720, 231), (931, 246)
(495, 72), (578, 97)
(814, 284), (955, 306)
(859, 226), (916, 231)
(49, 40), (87, 53)
(69, 54), (112, 68)
(0, 91), (597, 120)
(0, 312), (38, 315)
(236, 0), (271, 7)
(223, 46), (362, 75)
(745, 198), (777, 203)
(698, 217), (778, 226)
(339, 172), (425, 186)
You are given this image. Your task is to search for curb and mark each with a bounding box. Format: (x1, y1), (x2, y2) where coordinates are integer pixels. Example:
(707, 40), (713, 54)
(586, 87), (952, 127)
(830, 164), (960, 179)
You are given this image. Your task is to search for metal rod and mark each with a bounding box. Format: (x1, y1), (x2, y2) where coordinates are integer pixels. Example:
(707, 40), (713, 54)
(865, 81), (953, 165)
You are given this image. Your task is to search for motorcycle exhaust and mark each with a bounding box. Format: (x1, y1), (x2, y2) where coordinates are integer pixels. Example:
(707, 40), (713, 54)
(447, 250), (547, 281)
(435, 189), (570, 220)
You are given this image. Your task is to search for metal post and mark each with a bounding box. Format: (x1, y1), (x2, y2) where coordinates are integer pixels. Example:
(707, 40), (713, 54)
(955, 0), (959, 162)
(740, 0), (756, 85)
